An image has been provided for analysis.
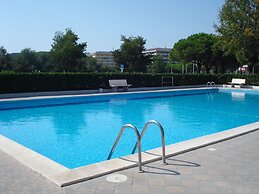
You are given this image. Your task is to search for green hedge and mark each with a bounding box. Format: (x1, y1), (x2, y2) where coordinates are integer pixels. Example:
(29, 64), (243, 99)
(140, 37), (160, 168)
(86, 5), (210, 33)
(0, 72), (258, 94)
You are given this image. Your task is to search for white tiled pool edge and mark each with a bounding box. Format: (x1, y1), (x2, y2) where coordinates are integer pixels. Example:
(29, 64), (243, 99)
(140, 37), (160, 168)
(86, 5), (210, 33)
(1, 122), (259, 187)
(0, 87), (215, 102)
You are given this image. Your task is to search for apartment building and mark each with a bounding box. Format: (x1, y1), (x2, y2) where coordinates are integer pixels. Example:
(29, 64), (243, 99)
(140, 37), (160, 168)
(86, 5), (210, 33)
(91, 51), (115, 66)
(143, 48), (171, 63)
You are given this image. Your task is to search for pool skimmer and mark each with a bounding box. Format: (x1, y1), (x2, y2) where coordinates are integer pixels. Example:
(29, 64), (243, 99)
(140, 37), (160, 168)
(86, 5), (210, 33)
(106, 174), (127, 183)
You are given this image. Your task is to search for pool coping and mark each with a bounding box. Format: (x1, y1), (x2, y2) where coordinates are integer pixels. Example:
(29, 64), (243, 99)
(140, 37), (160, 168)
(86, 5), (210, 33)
(0, 87), (214, 102)
(1, 122), (259, 187)
(1, 86), (257, 103)
(0, 85), (209, 100)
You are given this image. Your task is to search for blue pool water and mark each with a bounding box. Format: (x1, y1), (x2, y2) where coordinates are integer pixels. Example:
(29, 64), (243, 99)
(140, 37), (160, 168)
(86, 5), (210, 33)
(0, 88), (259, 169)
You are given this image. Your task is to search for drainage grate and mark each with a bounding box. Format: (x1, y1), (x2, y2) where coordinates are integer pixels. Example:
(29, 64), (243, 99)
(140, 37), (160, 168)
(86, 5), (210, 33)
(106, 174), (128, 183)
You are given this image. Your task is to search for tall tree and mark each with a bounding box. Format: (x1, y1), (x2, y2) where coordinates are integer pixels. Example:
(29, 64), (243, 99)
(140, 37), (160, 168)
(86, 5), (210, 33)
(79, 56), (100, 72)
(0, 46), (10, 71)
(170, 33), (217, 73)
(211, 39), (239, 73)
(113, 36), (150, 72)
(148, 55), (166, 73)
(170, 39), (191, 64)
(12, 48), (39, 72)
(50, 28), (87, 72)
(215, 0), (259, 72)
(36, 52), (54, 72)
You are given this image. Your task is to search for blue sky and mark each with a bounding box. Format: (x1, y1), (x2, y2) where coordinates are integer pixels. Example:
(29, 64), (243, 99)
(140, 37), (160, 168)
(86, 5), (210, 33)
(0, 0), (225, 53)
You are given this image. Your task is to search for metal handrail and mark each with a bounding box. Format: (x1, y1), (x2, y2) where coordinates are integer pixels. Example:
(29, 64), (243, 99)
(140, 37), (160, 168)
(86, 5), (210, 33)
(207, 82), (216, 88)
(107, 124), (142, 172)
(131, 120), (166, 164)
(161, 76), (174, 87)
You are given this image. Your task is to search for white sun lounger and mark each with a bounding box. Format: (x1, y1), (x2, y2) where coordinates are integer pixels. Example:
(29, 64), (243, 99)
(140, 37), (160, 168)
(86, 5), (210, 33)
(229, 78), (246, 88)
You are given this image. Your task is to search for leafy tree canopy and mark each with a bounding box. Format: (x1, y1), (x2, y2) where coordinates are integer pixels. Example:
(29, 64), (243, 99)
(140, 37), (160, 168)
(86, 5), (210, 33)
(148, 55), (166, 73)
(170, 33), (218, 73)
(79, 56), (100, 72)
(0, 46), (10, 71)
(211, 39), (239, 73)
(113, 36), (151, 72)
(12, 48), (39, 72)
(215, 0), (259, 69)
(50, 28), (87, 72)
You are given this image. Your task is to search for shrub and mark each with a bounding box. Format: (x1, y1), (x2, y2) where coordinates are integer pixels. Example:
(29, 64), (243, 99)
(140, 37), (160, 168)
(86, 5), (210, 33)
(0, 72), (258, 94)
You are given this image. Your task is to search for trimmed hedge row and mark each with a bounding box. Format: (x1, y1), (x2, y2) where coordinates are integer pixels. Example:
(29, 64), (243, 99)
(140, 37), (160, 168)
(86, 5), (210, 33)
(0, 72), (258, 94)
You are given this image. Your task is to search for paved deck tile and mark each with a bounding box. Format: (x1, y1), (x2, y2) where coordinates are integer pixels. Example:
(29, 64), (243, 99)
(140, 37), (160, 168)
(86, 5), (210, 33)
(1, 130), (259, 194)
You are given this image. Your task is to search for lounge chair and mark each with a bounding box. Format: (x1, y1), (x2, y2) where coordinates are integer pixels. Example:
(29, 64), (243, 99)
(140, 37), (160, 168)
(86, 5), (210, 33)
(229, 78), (246, 88)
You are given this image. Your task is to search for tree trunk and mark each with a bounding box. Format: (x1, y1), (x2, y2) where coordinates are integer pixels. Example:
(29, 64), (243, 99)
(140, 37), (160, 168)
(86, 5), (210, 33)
(205, 66), (210, 74)
(248, 63), (254, 74)
(206, 64), (213, 74)
(221, 63), (226, 73)
(215, 64), (219, 74)
(197, 64), (202, 73)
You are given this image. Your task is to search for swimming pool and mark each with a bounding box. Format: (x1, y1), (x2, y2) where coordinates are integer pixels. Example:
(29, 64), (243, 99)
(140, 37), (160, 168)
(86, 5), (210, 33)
(0, 88), (259, 169)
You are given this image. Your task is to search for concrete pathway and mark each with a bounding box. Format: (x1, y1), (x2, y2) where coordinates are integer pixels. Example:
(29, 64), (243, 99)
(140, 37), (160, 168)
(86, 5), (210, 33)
(1, 130), (259, 194)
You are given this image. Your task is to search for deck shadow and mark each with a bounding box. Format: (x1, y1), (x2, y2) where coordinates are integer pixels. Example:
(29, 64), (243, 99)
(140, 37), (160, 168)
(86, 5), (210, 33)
(166, 158), (201, 167)
(143, 151), (201, 167)
(142, 164), (180, 176)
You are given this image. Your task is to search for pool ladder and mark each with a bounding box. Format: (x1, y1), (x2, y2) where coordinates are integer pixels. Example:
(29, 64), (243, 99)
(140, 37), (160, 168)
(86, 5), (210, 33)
(107, 120), (166, 172)
(206, 81), (216, 87)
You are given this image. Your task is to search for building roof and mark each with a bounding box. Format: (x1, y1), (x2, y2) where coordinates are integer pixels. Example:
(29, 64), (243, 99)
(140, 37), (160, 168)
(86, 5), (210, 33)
(143, 48), (171, 53)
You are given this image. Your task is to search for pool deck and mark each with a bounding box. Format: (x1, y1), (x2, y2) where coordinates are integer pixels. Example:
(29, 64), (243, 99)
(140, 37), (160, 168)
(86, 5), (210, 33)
(1, 119), (258, 187)
(1, 129), (259, 194)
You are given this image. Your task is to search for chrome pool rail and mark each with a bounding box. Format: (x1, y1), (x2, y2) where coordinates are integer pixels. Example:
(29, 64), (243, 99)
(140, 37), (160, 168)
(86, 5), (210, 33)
(206, 81), (216, 88)
(131, 120), (166, 165)
(107, 124), (143, 172)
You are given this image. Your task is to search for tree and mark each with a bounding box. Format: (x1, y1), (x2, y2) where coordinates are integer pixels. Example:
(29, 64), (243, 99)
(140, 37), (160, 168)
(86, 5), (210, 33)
(170, 39), (192, 65)
(36, 52), (55, 72)
(0, 46), (10, 71)
(215, 0), (259, 72)
(211, 39), (239, 73)
(79, 56), (100, 72)
(148, 55), (166, 73)
(12, 48), (39, 72)
(50, 28), (87, 72)
(170, 33), (217, 73)
(113, 36), (151, 72)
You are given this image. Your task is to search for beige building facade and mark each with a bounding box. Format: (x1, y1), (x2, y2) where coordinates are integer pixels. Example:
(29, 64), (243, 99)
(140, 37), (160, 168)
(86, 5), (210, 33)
(143, 48), (172, 63)
(91, 51), (115, 66)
